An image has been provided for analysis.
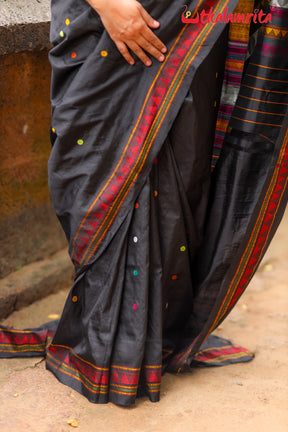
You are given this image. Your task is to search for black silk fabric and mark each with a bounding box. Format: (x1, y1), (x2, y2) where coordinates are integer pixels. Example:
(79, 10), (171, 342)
(25, 0), (288, 405)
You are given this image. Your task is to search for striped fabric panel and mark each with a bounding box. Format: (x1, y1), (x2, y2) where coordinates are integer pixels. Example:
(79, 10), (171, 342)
(47, 343), (162, 403)
(193, 344), (254, 366)
(230, 8), (288, 134)
(212, 0), (254, 168)
(0, 326), (53, 357)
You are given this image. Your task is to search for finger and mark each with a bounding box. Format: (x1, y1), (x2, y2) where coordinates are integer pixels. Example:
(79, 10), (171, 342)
(137, 3), (160, 29)
(141, 26), (167, 54)
(127, 40), (152, 66)
(137, 35), (165, 62)
(115, 41), (135, 65)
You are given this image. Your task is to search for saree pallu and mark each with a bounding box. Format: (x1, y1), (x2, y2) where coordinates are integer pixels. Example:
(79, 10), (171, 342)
(1, 0), (288, 406)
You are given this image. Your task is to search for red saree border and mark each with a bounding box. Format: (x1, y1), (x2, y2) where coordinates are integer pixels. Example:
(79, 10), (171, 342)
(0, 327), (52, 355)
(47, 343), (162, 402)
(193, 344), (254, 364)
(169, 124), (288, 373)
(210, 126), (288, 331)
(71, 0), (234, 271)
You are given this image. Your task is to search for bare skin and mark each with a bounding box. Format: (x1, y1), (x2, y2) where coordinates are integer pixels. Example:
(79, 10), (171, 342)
(86, 0), (167, 66)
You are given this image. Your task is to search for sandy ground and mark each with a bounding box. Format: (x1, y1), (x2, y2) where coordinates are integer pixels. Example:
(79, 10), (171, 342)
(0, 215), (287, 431)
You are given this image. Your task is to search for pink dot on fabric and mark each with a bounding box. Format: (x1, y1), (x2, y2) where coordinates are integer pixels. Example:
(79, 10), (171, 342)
(133, 304), (138, 310)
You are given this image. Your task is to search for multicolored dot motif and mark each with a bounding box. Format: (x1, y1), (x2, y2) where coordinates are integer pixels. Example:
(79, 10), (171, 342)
(180, 246), (186, 252)
(133, 304), (138, 310)
(72, 296), (78, 303)
(171, 275), (178, 280)
(154, 190), (158, 197)
(77, 139), (84, 146)
(133, 236), (138, 243)
(60, 30), (65, 38)
(135, 203), (139, 209)
(65, 18), (70, 26)
(101, 50), (108, 57)
(52, 127), (56, 133)
(133, 270), (138, 276)
(71, 52), (77, 59)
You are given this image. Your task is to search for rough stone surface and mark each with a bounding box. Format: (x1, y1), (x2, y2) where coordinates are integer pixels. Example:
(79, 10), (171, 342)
(0, 0), (51, 26)
(0, 50), (67, 278)
(0, 0), (51, 54)
(0, 246), (74, 319)
(0, 213), (287, 431)
(0, 249), (74, 320)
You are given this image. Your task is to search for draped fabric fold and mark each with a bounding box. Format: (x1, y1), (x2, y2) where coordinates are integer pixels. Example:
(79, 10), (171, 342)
(1, 0), (288, 406)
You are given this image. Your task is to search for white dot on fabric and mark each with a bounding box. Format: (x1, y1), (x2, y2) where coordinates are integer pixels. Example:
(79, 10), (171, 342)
(133, 236), (138, 243)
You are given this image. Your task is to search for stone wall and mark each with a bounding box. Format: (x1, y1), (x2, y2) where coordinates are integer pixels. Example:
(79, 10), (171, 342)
(0, 0), (67, 279)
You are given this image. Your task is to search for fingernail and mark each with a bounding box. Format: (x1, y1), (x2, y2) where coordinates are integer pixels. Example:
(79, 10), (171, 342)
(153, 20), (160, 26)
(130, 61), (135, 65)
(161, 47), (167, 53)
(159, 55), (165, 62)
(146, 60), (152, 66)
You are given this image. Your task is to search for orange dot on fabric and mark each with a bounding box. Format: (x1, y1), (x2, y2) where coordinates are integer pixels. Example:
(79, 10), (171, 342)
(101, 50), (108, 57)
(171, 275), (178, 280)
(72, 296), (78, 303)
(135, 203), (139, 209)
(133, 304), (138, 310)
(154, 190), (158, 197)
(71, 52), (77, 58)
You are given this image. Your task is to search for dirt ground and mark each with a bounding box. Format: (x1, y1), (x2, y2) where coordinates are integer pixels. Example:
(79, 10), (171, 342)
(0, 214), (287, 432)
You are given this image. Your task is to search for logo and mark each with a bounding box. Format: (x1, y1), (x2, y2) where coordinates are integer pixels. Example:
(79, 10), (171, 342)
(182, 5), (272, 24)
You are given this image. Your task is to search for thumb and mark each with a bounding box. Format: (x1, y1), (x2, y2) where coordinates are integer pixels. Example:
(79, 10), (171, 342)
(138, 4), (160, 28)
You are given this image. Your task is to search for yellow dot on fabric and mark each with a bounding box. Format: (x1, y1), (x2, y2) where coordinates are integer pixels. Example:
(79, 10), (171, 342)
(180, 246), (186, 252)
(72, 296), (78, 303)
(60, 30), (65, 38)
(65, 18), (70, 25)
(101, 50), (108, 57)
(52, 128), (55, 133)
(214, 100), (217, 107)
(154, 190), (158, 197)
(77, 139), (84, 146)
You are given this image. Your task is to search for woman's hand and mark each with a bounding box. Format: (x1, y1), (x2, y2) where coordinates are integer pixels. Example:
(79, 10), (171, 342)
(86, 0), (167, 66)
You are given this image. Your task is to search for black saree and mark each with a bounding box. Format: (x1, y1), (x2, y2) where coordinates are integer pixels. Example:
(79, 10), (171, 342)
(0, 0), (288, 407)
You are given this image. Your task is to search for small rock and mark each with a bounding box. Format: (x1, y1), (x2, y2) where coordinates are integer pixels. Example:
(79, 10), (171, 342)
(48, 314), (60, 320)
(67, 419), (79, 428)
(263, 263), (273, 272)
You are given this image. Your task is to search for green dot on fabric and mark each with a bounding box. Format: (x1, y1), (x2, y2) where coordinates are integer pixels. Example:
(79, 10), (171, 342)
(180, 246), (186, 252)
(60, 30), (65, 37)
(77, 139), (84, 146)
(133, 270), (138, 276)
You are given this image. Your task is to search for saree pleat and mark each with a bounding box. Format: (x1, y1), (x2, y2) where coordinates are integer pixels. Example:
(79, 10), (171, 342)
(1, 0), (288, 406)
